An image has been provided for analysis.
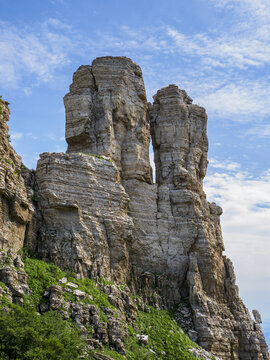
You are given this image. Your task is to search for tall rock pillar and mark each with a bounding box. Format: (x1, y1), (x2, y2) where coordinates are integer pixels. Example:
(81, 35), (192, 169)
(149, 85), (269, 360)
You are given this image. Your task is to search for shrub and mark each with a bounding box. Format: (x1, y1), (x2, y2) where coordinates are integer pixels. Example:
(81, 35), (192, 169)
(0, 304), (88, 360)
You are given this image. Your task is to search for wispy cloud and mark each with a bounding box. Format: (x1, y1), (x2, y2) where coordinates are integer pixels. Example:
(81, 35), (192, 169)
(1, 2), (269, 126)
(85, 22), (270, 120)
(10, 132), (22, 140)
(213, 0), (270, 21)
(209, 158), (241, 171)
(166, 27), (269, 69)
(0, 18), (80, 88)
(196, 81), (270, 119)
(204, 163), (270, 318)
(245, 124), (270, 137)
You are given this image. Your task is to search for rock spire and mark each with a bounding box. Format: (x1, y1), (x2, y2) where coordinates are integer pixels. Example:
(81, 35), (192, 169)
(30, 56), (270, 359)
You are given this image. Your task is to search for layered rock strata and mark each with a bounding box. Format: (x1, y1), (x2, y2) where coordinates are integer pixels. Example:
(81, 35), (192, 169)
(34, 57), (269, 359)
(64, 57), (152, 183)
(149, 85), (269, 359)
(0, 100), (35, 253)
(36, 152), (133, 282)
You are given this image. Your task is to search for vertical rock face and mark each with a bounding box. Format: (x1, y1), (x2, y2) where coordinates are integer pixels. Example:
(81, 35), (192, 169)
(35, 57), (269, 360)
(0, 100), (35, 253)
(149, 85), (269, 360)
(150, 85), (208, 190)
(64, 56), (152, 183)
(36, 152), (133, 282)
(36, 56), (153, 281)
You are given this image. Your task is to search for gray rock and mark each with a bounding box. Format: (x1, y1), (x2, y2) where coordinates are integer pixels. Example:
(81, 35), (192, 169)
(253, 309), (263, 324)
(1, 57), (267, 360)
(73, 289), (86, 300)
(58, 277), (67, 284)
(66, 282), (78, 289)
(0, 101), (36, 254)
(139, 334), (149, 345)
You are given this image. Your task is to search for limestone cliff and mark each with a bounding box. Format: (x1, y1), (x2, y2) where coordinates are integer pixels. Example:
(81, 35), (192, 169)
(0, 57), (269, 360)
(149, 86), (269, 359)
(36, 152), (133, 282)
(0, 99), (36, 253)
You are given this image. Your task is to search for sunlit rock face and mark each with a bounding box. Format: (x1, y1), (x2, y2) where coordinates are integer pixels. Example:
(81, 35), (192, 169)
(64, 56), (152, 183)
(36, 152), (133, 283)
(0, 100), (36, 253)
(149, 85), (269, 359)
(34, 57), (269, 360)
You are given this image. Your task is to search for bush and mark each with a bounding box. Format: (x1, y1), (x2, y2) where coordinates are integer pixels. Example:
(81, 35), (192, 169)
(0, 304), (88, 360)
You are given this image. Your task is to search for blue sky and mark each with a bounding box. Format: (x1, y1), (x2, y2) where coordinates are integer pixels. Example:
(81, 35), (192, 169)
(1, 0), (270, 345)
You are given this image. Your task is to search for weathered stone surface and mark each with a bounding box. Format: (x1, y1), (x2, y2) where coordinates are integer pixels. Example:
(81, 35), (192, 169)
(149, 84), (269, 360)
(32, 56), (269, 359)
(0, 250), (30, 304)
(64, 57), (152, 183)
(0, 100), (36, 253)
(39, 280), (139, 354)
(189, 347), (223, 360)
(253, 310), (263, 324)
(36, 152), (133, 282)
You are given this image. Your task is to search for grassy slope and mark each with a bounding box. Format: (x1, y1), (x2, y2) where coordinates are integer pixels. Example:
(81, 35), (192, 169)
(8, 254), (201, 360)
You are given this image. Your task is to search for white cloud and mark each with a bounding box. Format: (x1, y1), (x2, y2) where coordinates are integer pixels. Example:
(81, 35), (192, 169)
(195, 81), (270, 118)
(209, 158), (241, 171)
(10, 132), (22, 140)
(0, 19), (79, 88)
(245, 124), (270, 137)
(166, 24), (270, 69)
(90, 23), (270, 120)
(204, 164), (270, 319)
(23, 87), (32, 96)
(45, 18), (72, 31)
(213, 0), (270, 21)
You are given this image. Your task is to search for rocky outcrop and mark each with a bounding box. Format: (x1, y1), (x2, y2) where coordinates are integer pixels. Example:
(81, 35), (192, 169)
(40, 282), (133, 354)
(149, 85), (269, 359)
(35, 57), (269, 359)
(0, 100), (36, 253)
(0, 250), (30, 304)
(2, 56), (268, 359)
(36, 152), (133, 282)
(64, 57), (152, 183)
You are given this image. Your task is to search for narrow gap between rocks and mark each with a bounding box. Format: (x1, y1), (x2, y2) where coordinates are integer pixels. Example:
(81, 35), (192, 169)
(149, 140), (156, 183)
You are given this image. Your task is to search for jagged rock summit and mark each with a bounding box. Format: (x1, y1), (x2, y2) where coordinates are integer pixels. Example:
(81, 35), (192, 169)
(0, 57), (269, 360)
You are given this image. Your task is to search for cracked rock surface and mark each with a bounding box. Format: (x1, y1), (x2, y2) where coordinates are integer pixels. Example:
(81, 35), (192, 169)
(2, 56), (268, 360)
(0, 100), (36, 253)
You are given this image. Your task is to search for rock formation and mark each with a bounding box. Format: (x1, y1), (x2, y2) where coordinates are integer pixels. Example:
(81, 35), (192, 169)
(0, 57), (269, 359)
(36, 152), (133, 282)
(0, 99), (36, 253)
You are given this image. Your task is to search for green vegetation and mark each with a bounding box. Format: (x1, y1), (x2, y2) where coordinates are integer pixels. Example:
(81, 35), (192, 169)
(84, 153), (112, 162)
(0, 304), (89, 360)
(125, 308), (199, 360)
(0, 251), (200, 360)
(13, 168), (21, 176)
(24, 254), (114, 321)
(23, 255), (66, 305)
(31, 189), (39, 203)
(3, 158), (12, 165)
